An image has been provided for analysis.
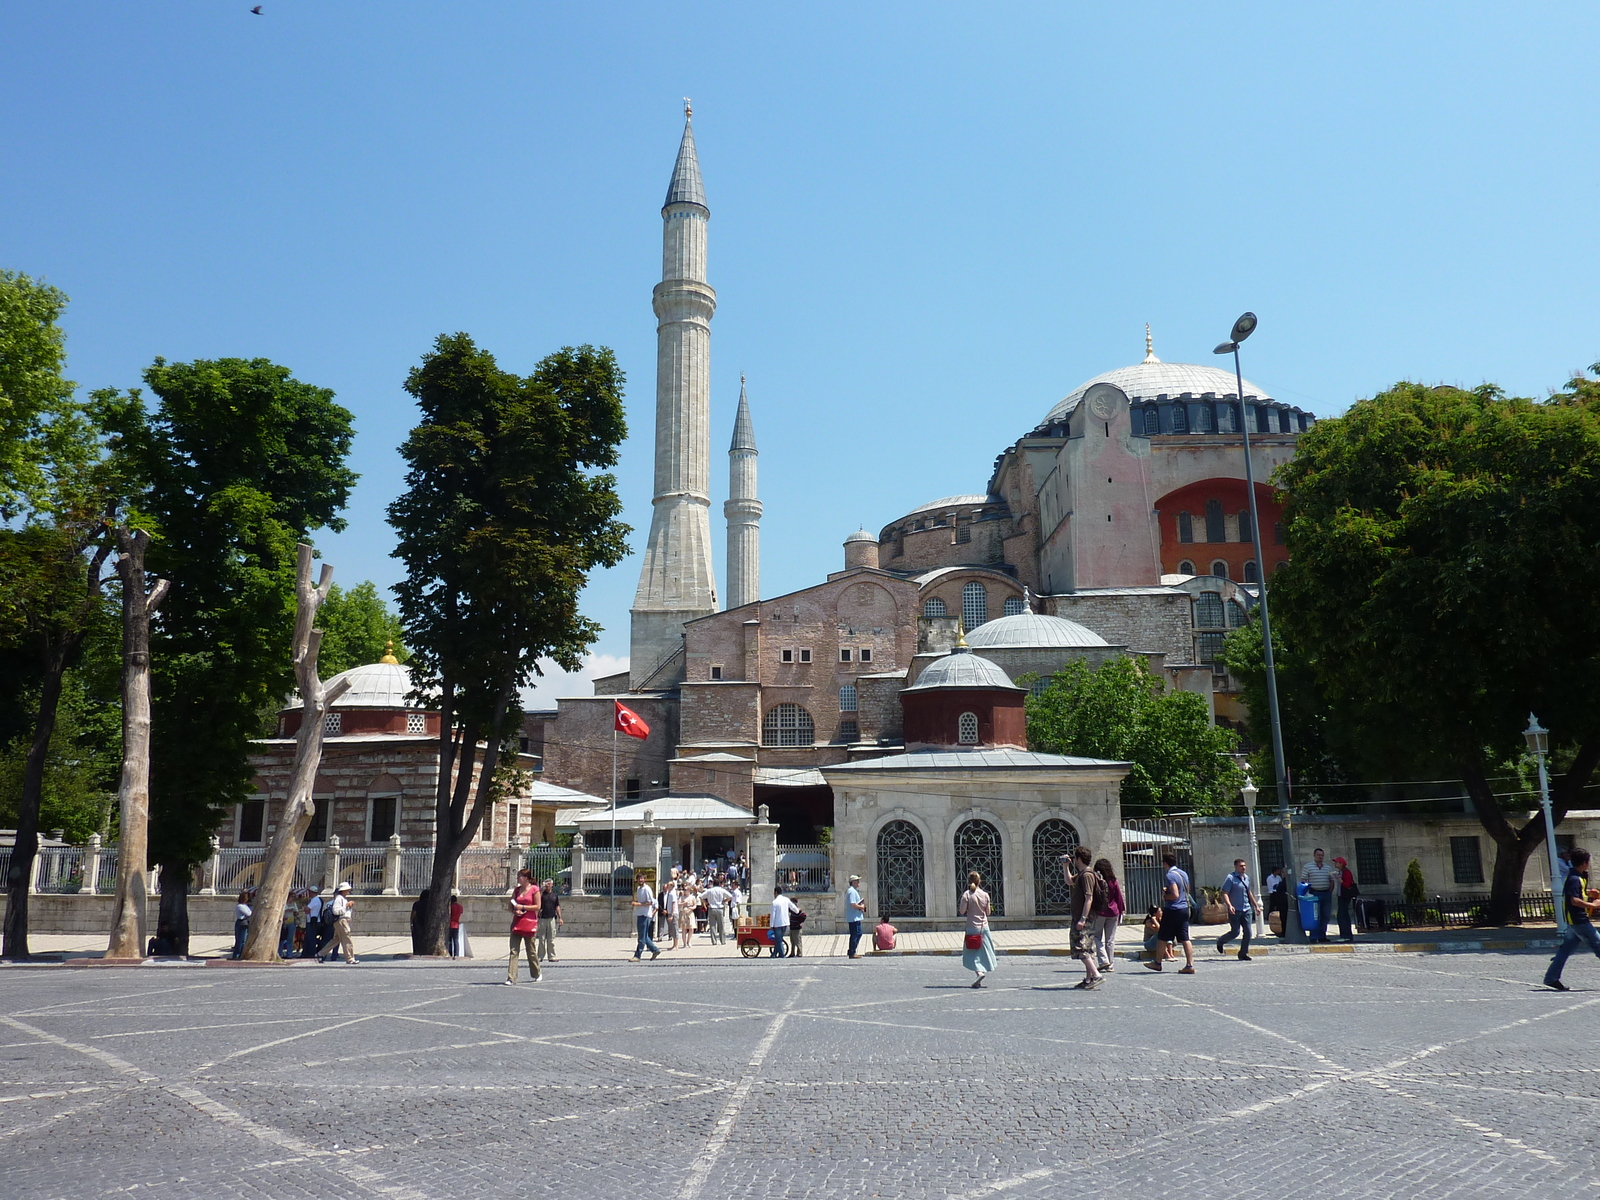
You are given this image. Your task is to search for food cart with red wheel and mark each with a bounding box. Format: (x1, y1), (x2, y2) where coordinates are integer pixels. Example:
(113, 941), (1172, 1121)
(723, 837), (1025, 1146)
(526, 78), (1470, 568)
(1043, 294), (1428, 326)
(735, 915), (778, 957)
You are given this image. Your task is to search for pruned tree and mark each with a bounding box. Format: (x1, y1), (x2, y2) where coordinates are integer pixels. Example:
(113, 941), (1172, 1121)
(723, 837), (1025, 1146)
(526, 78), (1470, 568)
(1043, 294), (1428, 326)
(104, 528), (171, 959)
(242, 544), (349, 961)
(388, 336), (628, 954)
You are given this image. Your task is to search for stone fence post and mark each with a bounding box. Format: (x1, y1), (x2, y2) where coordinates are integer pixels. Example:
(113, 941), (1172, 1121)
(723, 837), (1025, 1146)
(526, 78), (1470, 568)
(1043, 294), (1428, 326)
(27, 849), (44, 895)
(748, 803), (778, 912)
(84, 833), (103, 896)
(505, 840), (523, 894)
(323, 834), (342, 894)
(199, 835), (220, 896)
(569, 832), (587, 896)
(382, 833), (402, 895)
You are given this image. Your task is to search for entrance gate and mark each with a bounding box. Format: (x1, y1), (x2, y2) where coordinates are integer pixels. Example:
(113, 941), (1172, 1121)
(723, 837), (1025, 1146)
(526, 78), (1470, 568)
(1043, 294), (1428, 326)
(1120, 818), (1193, 916)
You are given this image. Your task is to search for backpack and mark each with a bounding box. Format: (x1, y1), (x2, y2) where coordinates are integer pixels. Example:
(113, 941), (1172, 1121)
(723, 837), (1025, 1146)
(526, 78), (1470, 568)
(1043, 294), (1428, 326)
(1089, 870), (1110, 917)
(321, 897), (340, 927)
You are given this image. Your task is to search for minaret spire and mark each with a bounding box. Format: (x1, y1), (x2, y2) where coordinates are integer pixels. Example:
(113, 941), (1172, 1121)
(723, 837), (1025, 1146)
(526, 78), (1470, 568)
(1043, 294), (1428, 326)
(630, 107), (718, 686)
(725, 374), (761, 610)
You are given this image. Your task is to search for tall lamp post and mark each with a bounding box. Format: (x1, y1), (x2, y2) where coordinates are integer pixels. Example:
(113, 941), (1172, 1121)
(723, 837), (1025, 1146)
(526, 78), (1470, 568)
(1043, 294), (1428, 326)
(1241, 775), (1266, 940)
(1524, 714), (1566, 936)
(1215, 313), (1301, 941)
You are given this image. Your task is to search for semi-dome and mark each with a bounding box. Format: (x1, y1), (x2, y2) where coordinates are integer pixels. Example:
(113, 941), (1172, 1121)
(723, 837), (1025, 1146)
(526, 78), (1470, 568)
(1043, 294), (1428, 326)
(904, 647), (1024, 693)
(1041, 361), (1271, 428)
(965, 612), (1108, 649)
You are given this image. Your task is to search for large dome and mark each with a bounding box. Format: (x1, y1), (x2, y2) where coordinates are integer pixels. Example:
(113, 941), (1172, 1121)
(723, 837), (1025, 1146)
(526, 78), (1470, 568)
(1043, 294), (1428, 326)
(965, 612), (1108, 649)
(904, 648), (1024, 693)
(1041, 361), (1272, 428)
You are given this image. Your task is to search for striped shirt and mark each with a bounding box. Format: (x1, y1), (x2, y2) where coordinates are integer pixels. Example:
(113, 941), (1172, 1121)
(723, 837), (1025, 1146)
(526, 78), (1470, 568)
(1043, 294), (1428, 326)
(1302, 861), (1336, 891)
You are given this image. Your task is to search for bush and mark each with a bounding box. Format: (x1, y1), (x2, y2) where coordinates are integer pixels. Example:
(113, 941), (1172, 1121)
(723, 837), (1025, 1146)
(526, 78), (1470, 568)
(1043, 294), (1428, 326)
(1403, 859), (1426, 906)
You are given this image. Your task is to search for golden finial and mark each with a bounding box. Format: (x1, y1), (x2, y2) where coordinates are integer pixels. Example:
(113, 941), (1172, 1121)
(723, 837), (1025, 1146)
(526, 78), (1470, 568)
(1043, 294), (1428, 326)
(380, 639), (399, 665)
(1143, 323), (1160, 364)
(954, 625), (969, 650)
(684, 97), (692, 120)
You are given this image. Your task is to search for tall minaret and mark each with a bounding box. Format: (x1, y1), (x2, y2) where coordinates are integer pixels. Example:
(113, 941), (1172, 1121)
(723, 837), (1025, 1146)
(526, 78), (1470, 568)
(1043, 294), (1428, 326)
(724, 375), (760, 609)
(630, 102), (718, 687)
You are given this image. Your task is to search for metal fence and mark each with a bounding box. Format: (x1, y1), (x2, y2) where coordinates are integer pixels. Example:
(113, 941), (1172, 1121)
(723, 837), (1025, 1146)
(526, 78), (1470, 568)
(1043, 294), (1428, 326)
(1120, 819), (1193, 916)
(776, 845), (831, 893)
(523, 846), (571, 891)
(582, 848), (634, 896)
(1373, 892), (1555, 931)
(456, 848), (510, 895)
(400, 849), (434, 893)
(32, 846), (89, 893)
(94, 848), (120, 893)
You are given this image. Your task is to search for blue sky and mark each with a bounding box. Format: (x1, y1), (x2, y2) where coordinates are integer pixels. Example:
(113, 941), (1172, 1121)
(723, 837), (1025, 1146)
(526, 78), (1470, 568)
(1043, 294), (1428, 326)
(4, 4), (1597, 701)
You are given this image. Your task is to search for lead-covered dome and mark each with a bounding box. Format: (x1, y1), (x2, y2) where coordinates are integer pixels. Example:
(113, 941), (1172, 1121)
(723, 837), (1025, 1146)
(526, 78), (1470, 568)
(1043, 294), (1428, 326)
(965, 612), (1108, 649)
(279, 661), (424, 711)
(904, 648), (1024, 693)
(1041, 361), (1271, 428)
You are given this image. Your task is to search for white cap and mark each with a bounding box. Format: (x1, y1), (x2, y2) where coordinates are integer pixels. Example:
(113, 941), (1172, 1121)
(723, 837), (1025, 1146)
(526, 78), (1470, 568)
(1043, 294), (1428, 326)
(336, 881), (352, 892)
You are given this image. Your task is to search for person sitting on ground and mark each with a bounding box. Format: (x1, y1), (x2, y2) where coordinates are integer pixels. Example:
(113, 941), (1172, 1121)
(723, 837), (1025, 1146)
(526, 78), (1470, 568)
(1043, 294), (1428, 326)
(874, 914), (898, 951)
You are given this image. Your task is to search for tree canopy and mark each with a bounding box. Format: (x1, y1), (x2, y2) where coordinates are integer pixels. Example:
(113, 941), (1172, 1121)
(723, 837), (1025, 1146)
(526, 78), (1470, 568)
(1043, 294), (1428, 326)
(1026, 656), (1243, 818)
(315, 582), (408, 676)
(0, 271), (79, 519)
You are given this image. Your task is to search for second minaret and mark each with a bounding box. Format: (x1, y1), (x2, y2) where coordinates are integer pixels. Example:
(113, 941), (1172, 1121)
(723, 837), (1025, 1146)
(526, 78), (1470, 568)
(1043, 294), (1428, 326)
(724, 375), (760, 609)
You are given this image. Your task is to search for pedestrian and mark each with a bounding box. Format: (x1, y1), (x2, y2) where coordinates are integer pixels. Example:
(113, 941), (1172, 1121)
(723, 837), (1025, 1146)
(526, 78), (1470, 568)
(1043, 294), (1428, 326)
(1144, 853), (1195, 974)
(504, 867), (541, 984)
(537, 879), (561, 961)
(729, 881), (745, 924)
(631, 873), (662, 961)
(703, 877), (731, 944)
(1265, 866), (1287, 937)
(1545, 849), (1600, 991)
(769, 886), (799, 957)
(1217, 858), (1260, 961)
(845, 874), (867, 959)
(959, 871), (996, 988)
(318, 881), (358, 964)
(661, 880), (680, 947)
(874, 914), (898, 950)
(230, 889), (252, 959)
(1142, 906), (1163, 958)
(410, 888), (431, 956)
(278, 893), (299, 958)
(292, 889), (310, 955)
(447, 890), (465, 957)
(1092, 858), (1123, 972)
(1065, 846), (1104, 990)
(1300, 848), (1336, 943)
(1333, 856), (1358, 942)
(301, 890), (327, 958)
(788, 903), (806, 957)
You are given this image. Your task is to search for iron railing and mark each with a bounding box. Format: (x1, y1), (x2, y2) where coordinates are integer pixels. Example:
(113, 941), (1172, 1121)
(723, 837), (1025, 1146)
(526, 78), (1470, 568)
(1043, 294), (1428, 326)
(456, 848), (510, 894)
(1121, 818), (1193, 916)
(1370, 892), (1556, 931)
(776, 845), (831, 893)
(582, 848), (633, 896)
(400, 849), (434, 893)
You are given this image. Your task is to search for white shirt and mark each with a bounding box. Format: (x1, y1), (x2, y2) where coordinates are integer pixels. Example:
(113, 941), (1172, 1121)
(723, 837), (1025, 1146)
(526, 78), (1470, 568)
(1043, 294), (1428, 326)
(633, 884), (655, 915)
(330, 894), (351, 920)
(234, 903), (252, 921)
(306, 895), (324, 919)
(703, 886), (730, 910)
(770, 896), (798, 928)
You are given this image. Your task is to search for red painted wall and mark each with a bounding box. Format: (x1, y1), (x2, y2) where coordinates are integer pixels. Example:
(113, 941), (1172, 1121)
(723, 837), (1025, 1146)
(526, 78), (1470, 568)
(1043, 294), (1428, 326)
(1154, 478), (1288, 580)
(902, 689), (1027, 749)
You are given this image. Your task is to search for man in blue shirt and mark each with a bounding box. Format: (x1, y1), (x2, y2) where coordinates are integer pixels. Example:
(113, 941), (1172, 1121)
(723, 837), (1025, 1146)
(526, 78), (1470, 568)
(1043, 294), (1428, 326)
(845, 875), (867, 959)
(1144, 853), (1195, 974)
(1545, 848), (1600, 991)
(1217, 859), (1261, 962)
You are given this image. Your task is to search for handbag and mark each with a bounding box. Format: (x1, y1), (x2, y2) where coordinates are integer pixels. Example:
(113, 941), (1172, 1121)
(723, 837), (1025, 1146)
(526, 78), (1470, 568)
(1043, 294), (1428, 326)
(964, 932), (984, 951)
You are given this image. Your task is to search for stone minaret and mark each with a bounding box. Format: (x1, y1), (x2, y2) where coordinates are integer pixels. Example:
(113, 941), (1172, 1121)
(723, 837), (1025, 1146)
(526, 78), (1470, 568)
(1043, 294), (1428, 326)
(724, 375), (760, 609)
(630, 103), (718, 687)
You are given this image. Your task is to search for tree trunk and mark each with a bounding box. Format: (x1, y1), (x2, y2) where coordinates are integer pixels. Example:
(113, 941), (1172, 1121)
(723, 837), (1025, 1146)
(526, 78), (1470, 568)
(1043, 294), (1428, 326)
(1485, 834), (1538, 925)
(2, 660), (66, 960)
(159, 867), (190, 957)
(105, 530), (170, 959)
(242, 544), (344, 962)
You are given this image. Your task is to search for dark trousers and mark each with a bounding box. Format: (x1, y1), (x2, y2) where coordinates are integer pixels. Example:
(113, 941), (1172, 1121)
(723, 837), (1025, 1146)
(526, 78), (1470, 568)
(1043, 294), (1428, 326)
(1546, 920), (1600, 984)
(848, 920), (863, 957)
(231, 919), (248, 959)
(1337, 893), (1356, 940)
(1217, 912), (1253, 956)
(302, 924), (330, 958)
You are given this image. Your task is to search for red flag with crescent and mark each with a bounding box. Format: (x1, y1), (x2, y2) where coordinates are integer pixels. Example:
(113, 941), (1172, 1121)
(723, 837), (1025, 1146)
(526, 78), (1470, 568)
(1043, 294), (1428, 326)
(614, 701), (650, 740)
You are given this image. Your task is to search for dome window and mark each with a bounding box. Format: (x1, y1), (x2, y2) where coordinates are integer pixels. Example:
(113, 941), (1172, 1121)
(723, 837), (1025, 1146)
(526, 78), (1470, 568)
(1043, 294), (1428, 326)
(1143, 408), (1160, 436)
(923, 597), (947, 618)
(1188, 403), (1213, 433)
(958, 712), (979, 745)
(762, 703), (815, 748)
(1002, 596), (1026, 617)
(1170, 405), (1188, 434)
(961, 582), (988, 631)
(1217, 403), (1238, 433)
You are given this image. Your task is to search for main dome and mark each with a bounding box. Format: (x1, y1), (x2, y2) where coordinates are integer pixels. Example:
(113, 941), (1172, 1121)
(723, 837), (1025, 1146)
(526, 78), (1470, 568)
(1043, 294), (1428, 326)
(965, 612), (1108, 649)
(1041, 361), (1272, 428)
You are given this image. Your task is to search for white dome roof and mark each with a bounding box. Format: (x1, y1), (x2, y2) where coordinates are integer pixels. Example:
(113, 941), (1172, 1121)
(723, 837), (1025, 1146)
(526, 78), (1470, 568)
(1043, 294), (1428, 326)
(1042, 361), (1271, 427)
(281, 661), (424, 710)
(844, 528), (876, 544)
(904, 649), (1024, 693)
(965, 612), (1108, 649)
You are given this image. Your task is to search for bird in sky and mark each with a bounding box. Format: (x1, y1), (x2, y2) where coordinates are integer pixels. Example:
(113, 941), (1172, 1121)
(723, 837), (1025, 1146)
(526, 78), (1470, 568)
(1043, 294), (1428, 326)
(250, 5), (262, 12)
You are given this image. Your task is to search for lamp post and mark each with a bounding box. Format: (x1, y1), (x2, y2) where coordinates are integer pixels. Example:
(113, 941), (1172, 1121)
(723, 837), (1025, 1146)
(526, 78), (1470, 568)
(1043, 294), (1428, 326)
(1524, 714), (1566, 936)
(1215, 313), (1301, 941)
(1241, 775), (1266, 940)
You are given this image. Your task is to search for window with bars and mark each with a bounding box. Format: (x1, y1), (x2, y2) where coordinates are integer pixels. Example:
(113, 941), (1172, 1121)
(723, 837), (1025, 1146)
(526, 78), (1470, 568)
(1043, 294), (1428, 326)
(839, 719), (859, 742)
(406, 712), (426, 734)
(1143, 408), (1160, 436)
(1171, 404), (1188, 434)
(369, 797), (397, 843)
(1217, 403), (1238, 433)
(1258, 838), (1286, 876)
(1189, 403), (1214, 433)
(1003, 597), (1026, 616)
(955, 524), (971, 544)
(961, 582), (987, 631)
(306, 798), (329, 843)
(923, 597), (947, 618)
(1178, 512), (1194, 543)
(1194, 592), (1225, 628)
(1177, 560), (1195, 575)
(839, 684), (858, 712)
(762, 703), (815, 747)
(1227, 601), (1247, 628)
(1354, 838), (1387, 885)
(1450, 836), (1485, 885)
(1205, 499), (1226, 543)
(1030, 678), (1051, 697)
(1197, 632), (1226, 663)
(1238, 510), (1253, 543)
(324, 711), (342, 736)
(957, 711), (979, 745)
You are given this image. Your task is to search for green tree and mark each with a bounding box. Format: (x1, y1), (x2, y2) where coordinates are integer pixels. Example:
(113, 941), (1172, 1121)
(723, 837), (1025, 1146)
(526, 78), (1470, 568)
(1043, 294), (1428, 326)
(315, 581), (408, 676)
(1025, 656), (1244, 818)
(0, 271), (79, 517)
(95, 358), (355, 948)
(1403, 858), (1426, 906)
(389, 335), (628, 953)
(1270, 371), (1600, 923)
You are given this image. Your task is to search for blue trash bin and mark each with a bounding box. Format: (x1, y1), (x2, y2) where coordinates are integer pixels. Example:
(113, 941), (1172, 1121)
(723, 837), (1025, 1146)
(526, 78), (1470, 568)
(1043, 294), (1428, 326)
(1296, 883), (1318, 933)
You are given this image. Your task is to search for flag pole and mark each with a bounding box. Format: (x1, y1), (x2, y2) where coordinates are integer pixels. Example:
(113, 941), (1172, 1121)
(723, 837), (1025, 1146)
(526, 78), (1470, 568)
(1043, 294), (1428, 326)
(610, 722), (617, 940)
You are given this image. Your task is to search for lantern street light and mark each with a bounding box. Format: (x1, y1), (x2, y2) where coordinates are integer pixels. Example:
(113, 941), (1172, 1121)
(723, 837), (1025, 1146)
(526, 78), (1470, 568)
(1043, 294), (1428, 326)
(1524, 714), (1566, 936)
(1241, 775), (1266, 940)
(1215, 313), (1301, 941)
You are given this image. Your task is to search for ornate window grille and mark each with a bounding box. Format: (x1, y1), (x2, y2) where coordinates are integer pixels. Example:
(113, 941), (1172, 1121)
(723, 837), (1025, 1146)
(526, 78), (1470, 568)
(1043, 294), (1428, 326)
(761, 703), (814, 747)
(323, 711), (342, 736)
(406, 712), (426, 734)
(923, 597), (947, 618)
(838, 684), (858, 712)
(876, 820), (926, 918)
(961, 582), (987, 631)
(1031, 818), (1079, 916)
(953, 819), (1005, 915)
(1002, 597), (1026, 616)
(957, 711), (979, 744)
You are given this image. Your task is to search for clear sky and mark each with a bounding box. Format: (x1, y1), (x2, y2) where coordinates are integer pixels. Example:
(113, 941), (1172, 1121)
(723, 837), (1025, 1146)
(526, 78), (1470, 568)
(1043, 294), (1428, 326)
(5, 4), (1597, 702)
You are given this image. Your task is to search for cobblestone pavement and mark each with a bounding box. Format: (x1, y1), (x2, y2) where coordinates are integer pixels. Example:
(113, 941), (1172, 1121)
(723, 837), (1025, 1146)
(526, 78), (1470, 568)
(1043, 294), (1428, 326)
(1, 948), (1595, 1200)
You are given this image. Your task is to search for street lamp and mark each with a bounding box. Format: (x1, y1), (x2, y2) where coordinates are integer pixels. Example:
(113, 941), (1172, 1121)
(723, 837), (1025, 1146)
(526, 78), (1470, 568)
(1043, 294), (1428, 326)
(1215, 313), (1302, 941)
(1524, 714), (1566, 935)
(1241, 775), (1266, 940)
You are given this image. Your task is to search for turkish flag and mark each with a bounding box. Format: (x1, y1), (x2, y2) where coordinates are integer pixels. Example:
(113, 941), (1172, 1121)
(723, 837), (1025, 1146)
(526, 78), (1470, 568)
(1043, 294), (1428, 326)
(614, 701), (650, 740)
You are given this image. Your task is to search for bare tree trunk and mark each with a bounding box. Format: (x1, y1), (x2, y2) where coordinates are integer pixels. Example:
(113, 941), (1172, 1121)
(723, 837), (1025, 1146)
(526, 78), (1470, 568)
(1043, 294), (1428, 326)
(242, 544), (347, 962)
(159, 870), (190, 957)
(105, 530), (170, 959)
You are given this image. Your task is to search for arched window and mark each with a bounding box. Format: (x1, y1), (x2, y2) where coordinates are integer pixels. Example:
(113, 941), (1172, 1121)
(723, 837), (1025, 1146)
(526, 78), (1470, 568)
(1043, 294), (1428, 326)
(1194, 592), (1225, 628)
(1275, 560), (1289, 574)
(958, 712), (979, 744)
(1211, 560), (1229, 579)
(1243, 560), (1259, 583)
(1002, 596), (1026, 616)
(1177, 512), (1194, 543)
(876, 820), (925, 918)
(1030, 677), (1051, 697)
(1205, 499), (1226, 543)
(1217, 403), (1238, 433)
(1190, 403), (1213, 433)
(1031, 818), (1079, 916)
(1143, 408), (1160, 436)
(953, 819), (1005, 915)
(1177, 560), (1195, 575)
(761, 703), (814, 747)
(923, 596), (947, 618)
(1170, 404), (1188, 434)
(961, 582), (987, 631)
(838, 684), (857, 712)
(1227, 600), (1247, 628)
(1274, 522), (1286, 546)
(1238, 510), (1253, 543)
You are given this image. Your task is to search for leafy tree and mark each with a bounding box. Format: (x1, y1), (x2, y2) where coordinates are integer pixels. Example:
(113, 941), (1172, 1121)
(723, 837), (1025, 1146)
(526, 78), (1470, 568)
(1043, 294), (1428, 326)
(1403, 858), (1426, 906)
(389, 335), (628, 953)
(1270, 371), (1600, 923)
(95, 359), (355, 949)
(0, 271), (79, 518)
(315, 581), (408, 676)
(1025, 656), (1244, 818)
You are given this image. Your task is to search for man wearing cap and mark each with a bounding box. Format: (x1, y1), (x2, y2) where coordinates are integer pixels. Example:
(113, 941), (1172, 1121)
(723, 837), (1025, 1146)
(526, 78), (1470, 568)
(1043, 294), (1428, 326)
(318, 882), (358, 964)
(845, 875), (867, 959)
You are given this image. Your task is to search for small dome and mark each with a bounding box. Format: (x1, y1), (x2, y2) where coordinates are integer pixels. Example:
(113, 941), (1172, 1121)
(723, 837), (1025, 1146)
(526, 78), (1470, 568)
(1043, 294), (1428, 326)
(844, 528), (876, 544)
(281, 661), (423, 711)
(965, 613), (1108, 649)
(904, 648), (1024, 693)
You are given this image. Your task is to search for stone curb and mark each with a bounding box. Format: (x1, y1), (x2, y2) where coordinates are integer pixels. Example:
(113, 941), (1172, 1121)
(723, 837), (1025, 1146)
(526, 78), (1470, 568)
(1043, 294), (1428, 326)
(870, 939), (1563, 959)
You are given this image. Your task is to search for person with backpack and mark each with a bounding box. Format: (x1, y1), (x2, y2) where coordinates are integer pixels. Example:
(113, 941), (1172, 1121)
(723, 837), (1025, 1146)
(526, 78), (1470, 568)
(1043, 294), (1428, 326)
(301, 891), (327, 958)
(1092, 858), (1124, 972)
(505, 867), (541, 984)
(1067, 846), (1105, 990)
(317, 881), (358, 964)
(1145, 853), (1196, 974)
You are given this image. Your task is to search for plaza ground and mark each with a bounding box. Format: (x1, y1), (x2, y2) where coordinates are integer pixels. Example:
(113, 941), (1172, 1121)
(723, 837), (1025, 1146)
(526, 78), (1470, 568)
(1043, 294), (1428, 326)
(3, 939), (1597, 1200)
